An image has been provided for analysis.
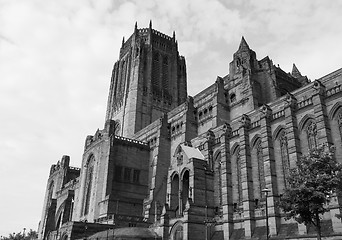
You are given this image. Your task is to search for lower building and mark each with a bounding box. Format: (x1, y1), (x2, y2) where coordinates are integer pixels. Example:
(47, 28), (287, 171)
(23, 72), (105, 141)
(38, 22), (342, 240)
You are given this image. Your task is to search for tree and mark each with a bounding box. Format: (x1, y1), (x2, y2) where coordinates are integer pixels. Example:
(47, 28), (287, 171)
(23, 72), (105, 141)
(279, 145), (342, 240)
(1, 229), (37, 240)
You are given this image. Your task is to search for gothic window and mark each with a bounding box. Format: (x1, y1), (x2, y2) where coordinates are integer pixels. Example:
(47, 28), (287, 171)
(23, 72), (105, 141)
(119, 60), (127, 94)
(124, 168), (131, 182)
(84, 155), (95, 215)
(112, 62), (119, 98)
(162, 56), (169, 94)
(235, 147), (242, 204)
(337, 112), (342, 143)
(181, 171), (189, 211)
(152, 53), (160, 93)
(114, 120), (120, 135)
(133, 170), (140, 183)
(230, 93), (236, 103)
(172, 225), (183, 240)
(236, 58), (241, 67)
(279, 131), (290, 187)
(306, 121), (318, 149)
(47, 181), (54, 204)
(256, 140), (265, 196)
(170, 174), (180, 212)
(214, 152), (222, 210)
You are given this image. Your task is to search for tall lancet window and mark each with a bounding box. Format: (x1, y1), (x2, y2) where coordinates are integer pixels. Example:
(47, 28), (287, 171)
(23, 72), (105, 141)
(279, 131), (290, 187)
(214, 152), (222, 209)
(235, 147), (242, 204)
(119, 60), (126, 96)
(162, 56), (169, 94)
(338, 112), (342, 143)
(84, 155), (95, 215)
(256, 140), (265, 195)
(152, 53), (160, 93)
(306, 121), (318, 150)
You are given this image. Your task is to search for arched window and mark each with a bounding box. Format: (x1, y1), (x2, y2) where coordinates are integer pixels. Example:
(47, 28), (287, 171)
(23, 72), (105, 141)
(306, 121), (318, 149)
(230, 93), (236, 103)
(338, 112), (342, 142)
(214, 152), (222, 212)
(235, 147), (242, 204)
(84, 155), (95, 215)
(152, 52), (160, 93)
(172, 224), (183, 240)
(162, 56), (169, 94)
(119, 60), (127, 94)
(181, 171), (189, 212)
(256, 140), (265, 196)
(170, 173), (180, 215)
(279, 131), (290, 187)
(47, 181), (54, 204)
(114, 120), (120, 135)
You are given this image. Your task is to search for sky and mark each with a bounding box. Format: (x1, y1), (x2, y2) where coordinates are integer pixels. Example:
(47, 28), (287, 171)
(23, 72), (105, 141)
(1, 0), (342, 236)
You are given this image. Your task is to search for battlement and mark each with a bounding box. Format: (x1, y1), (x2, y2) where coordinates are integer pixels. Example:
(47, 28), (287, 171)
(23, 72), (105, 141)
(112, 135), (149, 149)
(151, 29), (173, 41)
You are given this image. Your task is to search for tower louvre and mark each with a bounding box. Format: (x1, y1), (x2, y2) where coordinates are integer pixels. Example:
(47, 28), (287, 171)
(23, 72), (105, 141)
(105, 22), (187, 138)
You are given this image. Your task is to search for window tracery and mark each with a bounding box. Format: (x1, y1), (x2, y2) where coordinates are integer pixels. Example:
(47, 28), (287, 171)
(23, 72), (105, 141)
(236, 147), (242, 204)
(306, 121), (317, 149)
(337, 112), (342, 143)
(279, 131), (290, 187)
(84, 155), (95, 215)
(256, 140), (265, 196)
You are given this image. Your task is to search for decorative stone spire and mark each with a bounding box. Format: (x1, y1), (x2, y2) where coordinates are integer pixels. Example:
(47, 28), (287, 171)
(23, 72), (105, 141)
(238, 36), (250, 51)
(291, 63), (302, 78)
(134, 21), (138, 32)
(122, 36), (125, 47)
(149, 19), (152, 29)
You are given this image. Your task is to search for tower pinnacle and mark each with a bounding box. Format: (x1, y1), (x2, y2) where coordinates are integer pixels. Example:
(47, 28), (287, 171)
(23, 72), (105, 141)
(291, 63), (302, 78)
(238, 36), (250, 51)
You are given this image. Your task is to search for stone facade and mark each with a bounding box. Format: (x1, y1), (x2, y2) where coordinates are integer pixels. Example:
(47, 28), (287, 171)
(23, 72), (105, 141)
(38, 22), (342, 240)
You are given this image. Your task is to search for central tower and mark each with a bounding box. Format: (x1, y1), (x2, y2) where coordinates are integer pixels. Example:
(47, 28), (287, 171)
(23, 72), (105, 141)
(105, 21), (187, 137)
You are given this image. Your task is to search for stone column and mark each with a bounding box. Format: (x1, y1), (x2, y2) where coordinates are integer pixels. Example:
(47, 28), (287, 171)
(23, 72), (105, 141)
(284, 93), (301, 169)
(312, 80), (332, 145)
(284, 93), (306, 234)
(220, 123), (234, 239)
(160, 204), (170, 240)
(260, 105), (280, 236)
(239, 114), (255, 238)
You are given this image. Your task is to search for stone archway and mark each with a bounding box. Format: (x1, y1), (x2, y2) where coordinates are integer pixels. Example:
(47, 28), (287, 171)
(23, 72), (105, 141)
(171, 222), (183, 240)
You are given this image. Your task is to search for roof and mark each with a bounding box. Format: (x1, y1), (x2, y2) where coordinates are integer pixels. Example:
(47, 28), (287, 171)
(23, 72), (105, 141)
(182, 145), (205, 160)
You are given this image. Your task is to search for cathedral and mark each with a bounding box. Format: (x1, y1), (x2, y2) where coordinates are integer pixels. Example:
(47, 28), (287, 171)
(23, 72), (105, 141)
(38, 22), (342, 240)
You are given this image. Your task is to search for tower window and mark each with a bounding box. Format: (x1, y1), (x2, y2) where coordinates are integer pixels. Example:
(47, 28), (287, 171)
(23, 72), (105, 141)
(133, 170), (140, 183)
(230, 93), (236, 103)
(124, 168), (131, 182)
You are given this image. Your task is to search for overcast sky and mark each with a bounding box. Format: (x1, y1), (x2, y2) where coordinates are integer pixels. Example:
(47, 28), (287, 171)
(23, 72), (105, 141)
(1, 0), (342, 236)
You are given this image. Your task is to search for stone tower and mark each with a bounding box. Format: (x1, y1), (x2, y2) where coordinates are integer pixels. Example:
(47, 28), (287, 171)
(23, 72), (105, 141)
(105, 21), (187, 137)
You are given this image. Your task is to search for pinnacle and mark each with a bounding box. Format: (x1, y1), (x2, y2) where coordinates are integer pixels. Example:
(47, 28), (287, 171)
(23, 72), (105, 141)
(292, 63), (302, 78)
(238, 36), (250, 50)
